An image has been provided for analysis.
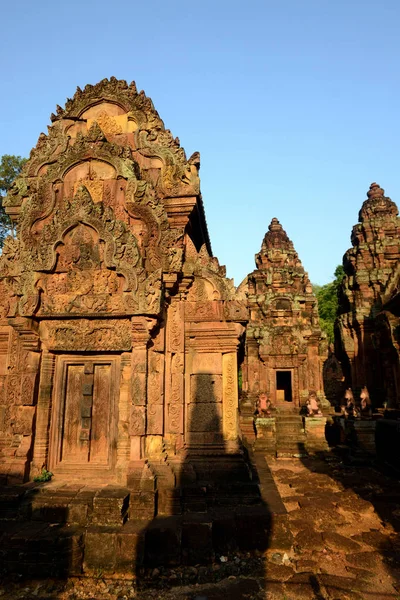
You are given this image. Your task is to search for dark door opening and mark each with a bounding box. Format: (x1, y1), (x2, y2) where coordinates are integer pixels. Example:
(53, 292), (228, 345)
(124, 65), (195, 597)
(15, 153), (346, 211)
(276, 371), (292, 402)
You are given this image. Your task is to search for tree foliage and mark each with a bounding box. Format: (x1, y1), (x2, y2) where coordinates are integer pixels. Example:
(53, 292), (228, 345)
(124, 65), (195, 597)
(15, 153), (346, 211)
(315, 265), (344, 343)
(0, 155), (27, 246)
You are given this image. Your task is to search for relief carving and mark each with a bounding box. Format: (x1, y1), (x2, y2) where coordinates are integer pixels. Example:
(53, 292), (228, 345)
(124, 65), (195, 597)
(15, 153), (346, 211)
(129, 405), (146, 436)
(168, 403), (182, 433)
(43, 319), (132, 351)
(168, 303), (183, 352)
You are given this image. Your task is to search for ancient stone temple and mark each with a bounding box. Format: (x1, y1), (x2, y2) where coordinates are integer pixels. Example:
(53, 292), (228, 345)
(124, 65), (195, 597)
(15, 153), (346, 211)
(238, 218), (328, 456)
(240, 218), (326, 409)
(0, 78), (248, 487)
(336, 183), (400, 407)
(0, 79), (329, 575)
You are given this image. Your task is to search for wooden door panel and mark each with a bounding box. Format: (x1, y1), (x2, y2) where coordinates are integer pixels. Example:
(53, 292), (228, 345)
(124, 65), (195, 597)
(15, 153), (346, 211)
(51, 356), (117, 473)
(61, 364), (87, 464)
(90, 364), (111, 465)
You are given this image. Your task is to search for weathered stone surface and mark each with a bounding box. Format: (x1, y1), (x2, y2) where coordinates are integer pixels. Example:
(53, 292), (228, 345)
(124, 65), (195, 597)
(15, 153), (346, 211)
(294, 529), (324, 552)
(322, 531), (361, 553)
(295, 558), (318, 573)
(335, 491), (374, 515)
(268, 515), (294, 551)
(283, 572), (321, 599)
(361, 529), (394, 550)
(345, 551), (383, 569)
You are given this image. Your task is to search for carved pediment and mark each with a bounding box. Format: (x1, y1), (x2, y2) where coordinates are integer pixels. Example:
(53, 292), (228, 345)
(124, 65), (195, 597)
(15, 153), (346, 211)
(0, 186), (163, 318)
(0, 78), (215, 325)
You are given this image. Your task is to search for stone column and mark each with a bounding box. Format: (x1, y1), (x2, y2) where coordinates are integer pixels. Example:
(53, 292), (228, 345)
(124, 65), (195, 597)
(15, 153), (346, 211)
(165, 299), (185, 454)
(129, 317), (152, 463)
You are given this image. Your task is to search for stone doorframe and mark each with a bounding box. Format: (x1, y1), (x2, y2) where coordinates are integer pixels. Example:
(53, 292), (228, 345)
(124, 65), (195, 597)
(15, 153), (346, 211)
(31, 350), (132, 483)
(48, 355), (120, 478)
(264, 360), (300, 407)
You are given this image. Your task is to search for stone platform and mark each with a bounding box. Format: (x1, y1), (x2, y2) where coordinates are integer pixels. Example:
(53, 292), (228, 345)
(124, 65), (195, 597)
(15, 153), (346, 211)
(0, 452), (286, 578)
(1, 453), (400, 599)
(253, 413), (329, 458)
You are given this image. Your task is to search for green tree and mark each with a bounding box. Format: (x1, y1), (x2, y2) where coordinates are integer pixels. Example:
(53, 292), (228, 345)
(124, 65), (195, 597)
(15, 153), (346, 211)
(315, 265), (345, 343)
(0, 154), (27, 245)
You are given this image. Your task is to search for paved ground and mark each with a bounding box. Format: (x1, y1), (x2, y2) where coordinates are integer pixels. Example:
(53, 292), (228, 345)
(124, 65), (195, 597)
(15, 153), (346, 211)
(1, 453), (400, 599)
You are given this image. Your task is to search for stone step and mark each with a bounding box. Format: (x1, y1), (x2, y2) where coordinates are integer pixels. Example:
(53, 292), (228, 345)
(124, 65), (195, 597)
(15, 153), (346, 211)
(276, 414), (303, 420)
(0, 505), (275, 576)
(14, 484), (130, 526)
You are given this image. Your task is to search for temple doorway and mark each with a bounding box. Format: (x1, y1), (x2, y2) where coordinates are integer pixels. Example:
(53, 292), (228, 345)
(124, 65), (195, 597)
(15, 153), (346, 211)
(276, 370), (292, 402)
(49, 356), (119, 478)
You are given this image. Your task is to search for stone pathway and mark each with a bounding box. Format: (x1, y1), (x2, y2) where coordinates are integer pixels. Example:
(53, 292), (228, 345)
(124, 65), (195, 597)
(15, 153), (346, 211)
(1, 453), (400, 599)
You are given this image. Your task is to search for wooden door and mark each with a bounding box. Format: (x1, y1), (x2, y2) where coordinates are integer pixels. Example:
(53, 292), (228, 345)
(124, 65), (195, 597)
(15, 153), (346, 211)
(50, 357), (118, 476)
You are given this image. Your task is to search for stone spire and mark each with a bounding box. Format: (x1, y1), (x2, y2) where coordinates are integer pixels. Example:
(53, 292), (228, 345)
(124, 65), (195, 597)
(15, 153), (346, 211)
(342, 183), (400, 295)
(359, 182), (398, 222)
(256, 218), (303, 273)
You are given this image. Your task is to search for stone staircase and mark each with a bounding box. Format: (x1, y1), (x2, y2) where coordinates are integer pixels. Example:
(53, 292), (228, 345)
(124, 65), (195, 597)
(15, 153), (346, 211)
(275, 414), (306, 458)
(251, 408), (318, 458)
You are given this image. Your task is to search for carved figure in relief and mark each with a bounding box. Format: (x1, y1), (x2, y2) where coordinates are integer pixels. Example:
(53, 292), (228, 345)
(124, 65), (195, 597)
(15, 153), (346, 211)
(306, 391), (322, 417)
(255, 392), (272, 416)
(168, 247), (183, 272)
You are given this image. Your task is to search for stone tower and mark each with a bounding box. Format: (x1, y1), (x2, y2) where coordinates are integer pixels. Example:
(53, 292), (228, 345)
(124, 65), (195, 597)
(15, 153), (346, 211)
(336, 183), (400, 406)
(240, 218), (326, 410)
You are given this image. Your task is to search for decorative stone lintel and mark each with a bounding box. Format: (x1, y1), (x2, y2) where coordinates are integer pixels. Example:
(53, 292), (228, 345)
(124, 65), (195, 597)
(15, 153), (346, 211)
(40, 318), (132, 352)
(185, 322), (244, 353)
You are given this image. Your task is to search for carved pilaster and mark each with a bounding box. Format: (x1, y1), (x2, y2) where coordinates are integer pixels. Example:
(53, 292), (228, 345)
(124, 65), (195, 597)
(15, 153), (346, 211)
(147, 350), (164, 435)
(165, 301), (185, 450)
(31, 351), (56, 476)
(129, 316), (159, 461)
(116, 353), (131, 480)
(222, 352), (239, 441)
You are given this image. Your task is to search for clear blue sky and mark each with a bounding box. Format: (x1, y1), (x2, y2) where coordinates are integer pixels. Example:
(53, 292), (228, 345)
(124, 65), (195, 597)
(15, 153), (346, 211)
(1, 0), (400, 285)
